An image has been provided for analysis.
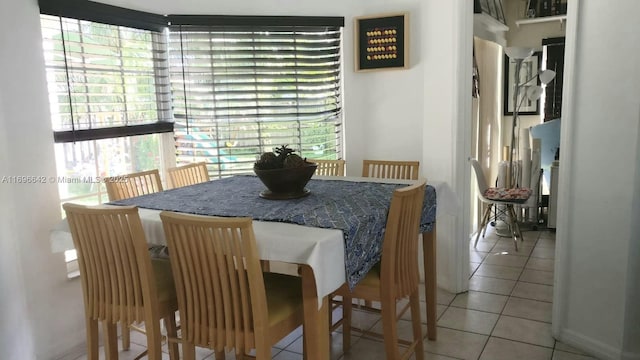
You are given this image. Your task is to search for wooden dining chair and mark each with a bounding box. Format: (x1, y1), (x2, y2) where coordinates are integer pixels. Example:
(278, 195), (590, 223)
(159, 212), (305, 360)
(355, 159), (420, 311)
(63, 203), (179, 360)
(333, 179), (426, 360)
(307, 159), (346, 176)
(362, 159), (420, 180)
(167, 162), (210, 189)
(104, 169), (163, 201)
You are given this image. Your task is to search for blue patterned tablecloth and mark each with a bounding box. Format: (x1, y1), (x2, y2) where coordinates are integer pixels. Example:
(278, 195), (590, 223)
(111, 175), (436, 289)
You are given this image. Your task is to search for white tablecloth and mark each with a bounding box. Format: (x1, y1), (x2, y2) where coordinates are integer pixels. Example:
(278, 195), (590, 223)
(50, 176), (458, 304)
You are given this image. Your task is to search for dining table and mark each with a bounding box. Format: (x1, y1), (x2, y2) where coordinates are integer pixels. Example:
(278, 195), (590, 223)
(51, 174), (443, 360)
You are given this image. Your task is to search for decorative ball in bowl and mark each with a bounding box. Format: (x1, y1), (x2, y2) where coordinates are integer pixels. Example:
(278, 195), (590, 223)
(253, 145), (317, 200)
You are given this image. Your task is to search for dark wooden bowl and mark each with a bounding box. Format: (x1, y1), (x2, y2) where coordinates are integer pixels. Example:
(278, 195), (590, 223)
(254, 163), (317, 199)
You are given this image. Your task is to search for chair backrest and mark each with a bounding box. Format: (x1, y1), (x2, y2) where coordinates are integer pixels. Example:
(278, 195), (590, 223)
(308, 159), (346, 176)
(167, 162), (210, 189)
(105, 169), (163, 201)
(362, 160), (420, 180)
(159, 212), (267, 353)
(63, 203), (160, 325)
(379, 179), (427, 297)
(470, 159), (489, 194)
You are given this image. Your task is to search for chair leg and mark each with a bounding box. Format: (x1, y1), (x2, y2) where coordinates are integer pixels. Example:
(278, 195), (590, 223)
(409, 291), (424, 360)
(506, 205), (519, 251)
(145, 319), (164, 360)
(164, 313), (180, 360)
(474, 205), (491, 248)
(254, 345), (271, 360)
(182, 342), (196, 360)
(482, 204), (493, 237)
(511, 206), (525, 243)
(86, 318), (99, 360)
(214, 350), (225, 359)
(103, 322), (118, 360)
(342, 296), (353, 353)
(381, 297), (400, 360)
(121, 323), (130, 350)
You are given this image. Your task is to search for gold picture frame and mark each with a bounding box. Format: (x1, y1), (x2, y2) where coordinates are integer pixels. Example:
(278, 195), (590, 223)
(354, 12), (409, 72)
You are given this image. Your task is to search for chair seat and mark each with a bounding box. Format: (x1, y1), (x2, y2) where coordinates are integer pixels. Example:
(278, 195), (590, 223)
(264, 272), (303, 327)
(483, 187), (532, 203)
(357, 262), (382, 288)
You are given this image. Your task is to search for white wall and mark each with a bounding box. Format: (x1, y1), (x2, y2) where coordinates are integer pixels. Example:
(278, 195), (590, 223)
(0, 94), (35, 360)
(0, 1), (87, 359)
(554, 1), (640, 359)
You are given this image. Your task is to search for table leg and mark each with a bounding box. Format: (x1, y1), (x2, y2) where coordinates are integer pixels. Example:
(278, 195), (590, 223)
(422, 225), (437, 340)
(300, 265), (330, 360)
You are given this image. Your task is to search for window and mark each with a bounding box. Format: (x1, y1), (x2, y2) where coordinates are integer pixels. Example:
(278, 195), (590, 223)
(40, 8), (173, 209)
(40, 2), (344, 274)
(40, 2), (172, 277)
(168, 19), (344, 177)
(543, 37), (565, 121)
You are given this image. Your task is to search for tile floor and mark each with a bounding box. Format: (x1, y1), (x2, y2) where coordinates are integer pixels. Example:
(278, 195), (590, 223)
(69, 227), (601, 360)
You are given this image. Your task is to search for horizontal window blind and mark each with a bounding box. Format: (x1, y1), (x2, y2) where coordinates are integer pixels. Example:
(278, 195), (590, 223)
(168, 24), (343, 177)
(41, 14), (173, 142)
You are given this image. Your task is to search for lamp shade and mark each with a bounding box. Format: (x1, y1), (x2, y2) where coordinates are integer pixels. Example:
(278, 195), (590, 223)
(539, 69), (556, 85)
(526, 86), (544, 101)
(505, 47), (534, 60)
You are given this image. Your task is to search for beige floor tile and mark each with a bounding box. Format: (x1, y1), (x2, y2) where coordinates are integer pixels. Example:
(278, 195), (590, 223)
(538, 231), (556, 240)
(483, 253), (529, 268)
(272, 350), (302, 360)
(502, 297), (552, 323)
(274, 326), (303, 349)
(470, 261), (481, 275)
(282, 334), (304, 354)
(340, 337), (407, 360)
(73, 343), (172, 360)
(397, 300), (447, 323)
(520, 269), (554, 286)
(496, 235), (538, 247)
(536, 237), (556, 248)
(437, 307), (499, 335)
(469, 275), (517, 296)
(450, 290), (508, 314)
(475, 264), (522, 280)
(470, 250), (489, 263)
(552, 350), (600, 360)
(491, 243), (534, 257)
(479, 337), (553, 360)
(422, 352), (462, 359)
(531, 246), (556, 259)
(472, 240), (495, 252)
(369, 318), (427, 343)
(526, 257), (555, 272)
(437, 287), (457, 306)
(422, 327), (488, 360)
(512, 282), (554, 302)
(492, 315), (554, 347)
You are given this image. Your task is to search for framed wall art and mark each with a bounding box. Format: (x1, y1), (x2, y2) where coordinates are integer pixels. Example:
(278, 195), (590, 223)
(354, 12), (408, 72)
(504, 51), (542, 115)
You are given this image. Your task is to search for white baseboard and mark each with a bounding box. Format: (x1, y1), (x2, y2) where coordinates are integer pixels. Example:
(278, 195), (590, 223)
(558, 328), (640, 360)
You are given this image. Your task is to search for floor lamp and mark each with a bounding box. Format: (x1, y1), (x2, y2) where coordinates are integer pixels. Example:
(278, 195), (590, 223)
(496, 47), (555, 238)
(505, 47), (556, 188)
